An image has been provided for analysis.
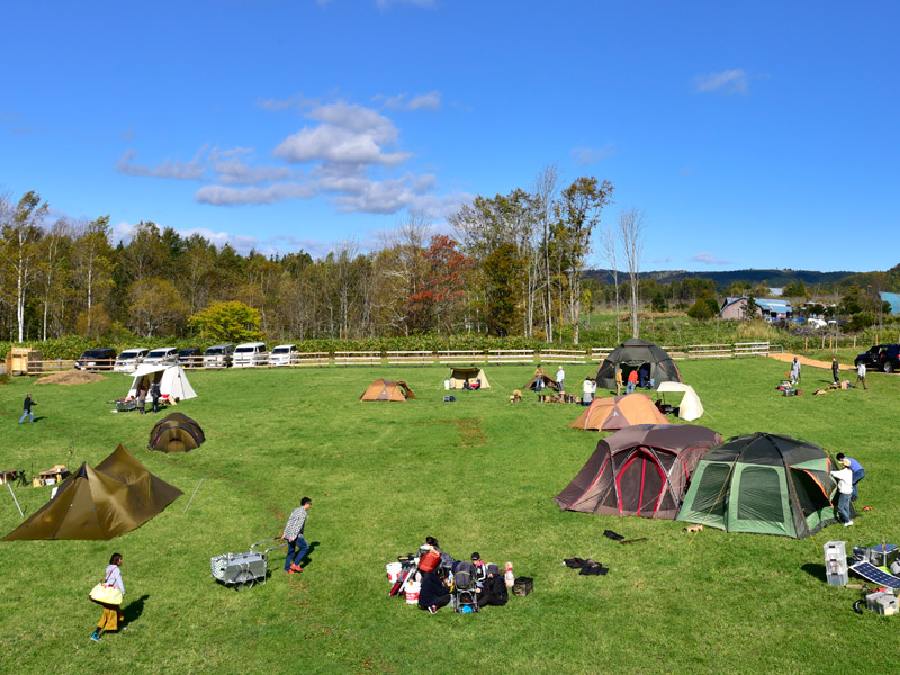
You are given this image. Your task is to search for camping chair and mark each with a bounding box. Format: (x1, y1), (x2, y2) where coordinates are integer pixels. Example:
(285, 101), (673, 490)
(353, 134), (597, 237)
(453, 561), (479, 613)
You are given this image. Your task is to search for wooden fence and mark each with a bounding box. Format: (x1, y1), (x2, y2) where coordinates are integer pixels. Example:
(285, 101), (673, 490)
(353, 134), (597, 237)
(6, 342), (777, 375)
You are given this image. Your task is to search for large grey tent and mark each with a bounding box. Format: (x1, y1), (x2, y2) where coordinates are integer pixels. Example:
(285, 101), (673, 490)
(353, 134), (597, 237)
(595, 339), (681, 391)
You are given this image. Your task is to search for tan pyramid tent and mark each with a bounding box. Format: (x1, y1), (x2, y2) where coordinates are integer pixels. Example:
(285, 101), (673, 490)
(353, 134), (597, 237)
(360, 379), (415, 402)
(570, 393), (667, 431)
(149, 413), (206, 452)
(4, 445), (182, 541)
(447, 367), (490, 389)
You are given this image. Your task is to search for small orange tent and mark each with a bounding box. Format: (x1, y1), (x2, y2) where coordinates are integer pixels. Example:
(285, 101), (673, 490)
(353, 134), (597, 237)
(360, 379), (415, 402)
(570, 393), (667, 431)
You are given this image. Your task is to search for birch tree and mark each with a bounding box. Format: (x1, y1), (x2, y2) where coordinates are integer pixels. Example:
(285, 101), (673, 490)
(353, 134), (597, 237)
(1, 191), (47, 342)
(618, 209), (645, 339)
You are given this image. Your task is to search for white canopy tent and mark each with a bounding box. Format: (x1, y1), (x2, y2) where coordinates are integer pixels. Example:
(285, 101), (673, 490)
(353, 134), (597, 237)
(656, 381), (703, 421)
(126, 365), (197, 402)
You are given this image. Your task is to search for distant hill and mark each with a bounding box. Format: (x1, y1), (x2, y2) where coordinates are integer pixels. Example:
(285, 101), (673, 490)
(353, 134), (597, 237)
(583, 268), (857, 289)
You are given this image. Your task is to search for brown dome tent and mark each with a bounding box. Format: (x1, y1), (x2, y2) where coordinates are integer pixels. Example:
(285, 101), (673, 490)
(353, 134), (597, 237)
(149, 412), (206, 452)
(555, 424), (722, 519)
(4, 445), (182, 540)
(360, 379), (415, 401)
(570, 394), (667, 431)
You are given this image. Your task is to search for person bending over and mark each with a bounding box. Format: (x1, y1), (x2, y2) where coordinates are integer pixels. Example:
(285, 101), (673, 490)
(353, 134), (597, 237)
(419, 567), (452, 614)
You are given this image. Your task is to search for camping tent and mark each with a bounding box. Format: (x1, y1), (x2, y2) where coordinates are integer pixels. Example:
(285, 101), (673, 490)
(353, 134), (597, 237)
(656, 382), (704, 421)
(569, 393), (667, 431)
(360, 379), (415, 401)
(4, 445), (182, 540)
(447, 367), (490, 389)
(595, 339), (681, 391)
(149, 413), (206, 452)
(126, 365), (197, 402)
(677, 432), (836, 538)
(525, 373), (559, 391)
(555, 424), (722, 519)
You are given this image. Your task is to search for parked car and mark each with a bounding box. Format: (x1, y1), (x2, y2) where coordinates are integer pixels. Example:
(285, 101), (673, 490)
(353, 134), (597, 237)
(114, 348), (149, 372)
(178, 348), (202, 368)
(74, 348), (117, 371)
(806, 318), (828, 329)
(268, 344), (298, 367)
(142, 347), (179, 366)
(233, 342), (268, 368)
(203, 344), (235, 368)
(855, 344), (900, 373)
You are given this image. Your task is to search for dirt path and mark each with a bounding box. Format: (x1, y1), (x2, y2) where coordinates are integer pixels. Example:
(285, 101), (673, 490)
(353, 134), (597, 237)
(768, 353), (852, 370)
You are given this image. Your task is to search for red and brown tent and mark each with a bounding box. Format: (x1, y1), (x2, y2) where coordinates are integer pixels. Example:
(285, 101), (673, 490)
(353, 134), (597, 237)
(555, 424), (721, 519)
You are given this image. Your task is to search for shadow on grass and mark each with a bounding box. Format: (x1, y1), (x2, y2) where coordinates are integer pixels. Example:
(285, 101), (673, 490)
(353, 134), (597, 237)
(801, 563), (827, 582)
(303, 541), (320, 568)
(123, 594), (150, 625)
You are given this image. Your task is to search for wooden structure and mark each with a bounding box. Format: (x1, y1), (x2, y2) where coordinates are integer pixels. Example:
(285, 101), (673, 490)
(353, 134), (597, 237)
(6, 348), (43, 376)
(33, 465), (69, 487)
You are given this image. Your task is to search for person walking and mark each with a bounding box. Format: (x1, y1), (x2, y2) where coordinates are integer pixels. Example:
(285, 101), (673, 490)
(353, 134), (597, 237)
(581, 376), (594, 406)
(830, 458), (854, 526)
(556, 366), (566, 394)
(831, 357), (840, 386)
(150, 382), (161, 413)
(18, 393), (35, 424)
(856, 361), (867, 390)
(282, 496), (312, 574)
(626, 369), (638, 395)
(90, 552), (125, 641)
(136, 388), (146, 414)
(790, 357), (801, 385)
(836, 453), (865, 503)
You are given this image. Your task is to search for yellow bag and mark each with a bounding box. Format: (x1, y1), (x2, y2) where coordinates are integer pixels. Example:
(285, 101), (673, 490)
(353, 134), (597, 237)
(89, 583), (123, 606)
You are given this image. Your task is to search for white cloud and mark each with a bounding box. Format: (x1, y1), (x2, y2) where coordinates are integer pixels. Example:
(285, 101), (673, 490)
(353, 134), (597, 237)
(274, 102), (410, 165)
(116, 149), (206, 180)
(195, 181), (317, 206)
(691, 252), (730, 265)
(694, 69), (749, 95)
(379, 90), (442, 111)
(571, 144), (616, 165)
(212, 158), (293, 185)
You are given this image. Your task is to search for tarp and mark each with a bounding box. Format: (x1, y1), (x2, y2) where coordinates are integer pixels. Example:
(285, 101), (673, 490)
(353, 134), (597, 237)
(360, 379), (415, 401)
(555, 424), (722, 519)
(149, 413), (205, 452)
(570, 394), (667, 431)
(677, 432), (836, 538)
(656, 382), (704, 421)
(525, 373), (559, 391)
(448, 367), (490, 389)
(126, 365), (197, 401)
(4, 445), (182, 540)
(595, 339), (681, 391)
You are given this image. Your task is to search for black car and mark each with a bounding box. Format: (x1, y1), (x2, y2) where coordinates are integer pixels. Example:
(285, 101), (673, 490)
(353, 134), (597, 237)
(178, 348), (202, 367)
(854, 344), (900, 373)
(74, 348), (117, 371)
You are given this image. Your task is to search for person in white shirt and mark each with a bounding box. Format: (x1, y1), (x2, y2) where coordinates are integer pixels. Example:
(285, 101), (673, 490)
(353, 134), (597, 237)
(581, 377), (594, 406)
(556, 367), (565, 393)
(830, 458), (854, 526)
(856, 362), (867, 390)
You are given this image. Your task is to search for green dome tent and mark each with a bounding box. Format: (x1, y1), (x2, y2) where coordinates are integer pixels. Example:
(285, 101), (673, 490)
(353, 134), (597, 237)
(595, 339), (681, 391)
(677, 432), (836, 538)
(149, 413), (206, 452)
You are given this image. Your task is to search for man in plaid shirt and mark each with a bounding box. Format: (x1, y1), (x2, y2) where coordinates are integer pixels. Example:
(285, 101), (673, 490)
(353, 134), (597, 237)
(282, 496), (312, 574)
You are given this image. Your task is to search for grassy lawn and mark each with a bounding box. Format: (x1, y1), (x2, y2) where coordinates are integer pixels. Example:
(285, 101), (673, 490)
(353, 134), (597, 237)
(0, 359), (898, 674)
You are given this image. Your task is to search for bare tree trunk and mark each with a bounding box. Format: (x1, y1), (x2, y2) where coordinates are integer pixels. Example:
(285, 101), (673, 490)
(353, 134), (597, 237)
(619, 209), (644, 339)
(602, 229), (620, 344)
(534, 165), (557, 341)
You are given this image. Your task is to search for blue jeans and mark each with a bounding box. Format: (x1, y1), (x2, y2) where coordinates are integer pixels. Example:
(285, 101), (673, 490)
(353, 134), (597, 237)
(851, 469), (865, 501)
(18, 411), (34, 424)
(284, 536), (308, 570)
(626, 382), (635, 394)
(836, 493), (852, 523)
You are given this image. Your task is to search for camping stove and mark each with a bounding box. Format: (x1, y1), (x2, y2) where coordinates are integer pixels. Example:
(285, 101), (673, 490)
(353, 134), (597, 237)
(211, 540), (284, 590)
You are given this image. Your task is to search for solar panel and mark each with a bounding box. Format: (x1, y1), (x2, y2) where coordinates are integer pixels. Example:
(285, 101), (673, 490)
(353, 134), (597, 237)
(849, 561), (900, 589)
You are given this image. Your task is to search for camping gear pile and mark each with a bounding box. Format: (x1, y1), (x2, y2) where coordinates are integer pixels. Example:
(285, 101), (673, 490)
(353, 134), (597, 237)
(211, 540), (286, 591)
(149, 413), (205, 452)
(4, 446), (181, 540)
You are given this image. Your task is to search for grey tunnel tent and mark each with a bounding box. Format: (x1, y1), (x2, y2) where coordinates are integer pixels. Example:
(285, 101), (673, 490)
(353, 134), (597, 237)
(595, 339), (682, 391)
(676, 432), (836, 538)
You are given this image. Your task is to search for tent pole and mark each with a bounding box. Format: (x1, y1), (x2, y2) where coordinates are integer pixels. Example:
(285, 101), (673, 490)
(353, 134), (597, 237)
(183, 479), (205, 514)
(7, 481), (24, 518)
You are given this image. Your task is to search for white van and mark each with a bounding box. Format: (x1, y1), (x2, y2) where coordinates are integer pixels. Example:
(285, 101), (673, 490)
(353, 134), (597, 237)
(203, 343), (235, 368)
(143, 347), (179, 366)
(114, 348), (149, 372)
(268, 344), (298, 367)
(232, 342), (268, 368)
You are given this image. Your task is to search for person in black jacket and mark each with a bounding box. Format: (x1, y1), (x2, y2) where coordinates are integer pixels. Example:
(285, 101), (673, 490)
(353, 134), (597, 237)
(18, 394), (35, 424)
(150, 382), (161, 413)
(418, 568), (452, 614)
(477, 564), (508, 608)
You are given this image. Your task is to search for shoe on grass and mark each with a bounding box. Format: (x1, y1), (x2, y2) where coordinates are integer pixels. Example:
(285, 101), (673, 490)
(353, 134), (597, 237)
(844, 520), (854, 526)
(90, 630), (101, 642)
(428, 605), (439, 614)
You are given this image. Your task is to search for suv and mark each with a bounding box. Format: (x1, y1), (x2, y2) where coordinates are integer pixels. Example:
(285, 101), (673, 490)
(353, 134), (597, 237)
(178, 348), (202, 368)
(268, 344), (298, 367)
(114, 348), (149, 372)
(855, 344), (900, 373)
(143, 347), (179, 366)
(233, 342), (268, 368)
(203, 344), (235, 368)
(74, 348), (117, 371)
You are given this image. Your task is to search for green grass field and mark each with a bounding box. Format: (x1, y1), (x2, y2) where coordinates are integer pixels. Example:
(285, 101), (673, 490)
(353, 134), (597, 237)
(1, 360), (898, 674)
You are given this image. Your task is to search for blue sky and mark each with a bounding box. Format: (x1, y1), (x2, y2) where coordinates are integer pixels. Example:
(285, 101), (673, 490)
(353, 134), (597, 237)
(1, 0), (898, 271)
